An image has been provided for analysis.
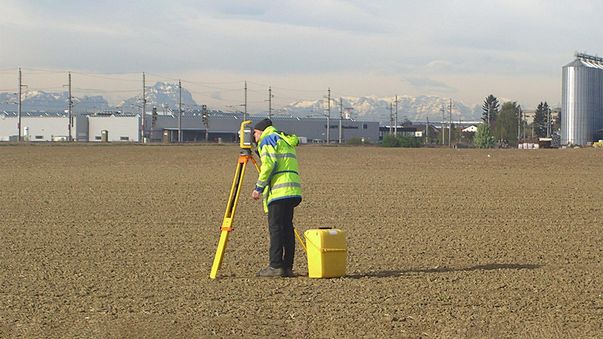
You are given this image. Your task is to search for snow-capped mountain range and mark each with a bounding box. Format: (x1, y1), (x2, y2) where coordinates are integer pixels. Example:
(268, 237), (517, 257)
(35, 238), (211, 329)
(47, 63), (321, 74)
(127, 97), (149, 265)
(119, 82), (198, 111)
(1, 82), (483, 122)
(280, 95), (482, 122)
(0, 91), (109, 112)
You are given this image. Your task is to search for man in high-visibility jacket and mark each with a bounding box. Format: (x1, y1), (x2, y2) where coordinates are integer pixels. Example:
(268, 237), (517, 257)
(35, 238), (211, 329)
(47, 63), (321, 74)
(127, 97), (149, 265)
(251, 118), (302, 278)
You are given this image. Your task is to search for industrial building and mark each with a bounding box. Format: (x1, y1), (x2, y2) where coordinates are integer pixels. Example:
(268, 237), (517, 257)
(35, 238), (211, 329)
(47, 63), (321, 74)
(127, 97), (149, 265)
(145, 114), (379, 143)
(562, 53), (603, 145)
(0, 111), (379, 144)
(88, 114), (140, 142)
(0, 112), (139, 143)
(0, 113), (75, 142)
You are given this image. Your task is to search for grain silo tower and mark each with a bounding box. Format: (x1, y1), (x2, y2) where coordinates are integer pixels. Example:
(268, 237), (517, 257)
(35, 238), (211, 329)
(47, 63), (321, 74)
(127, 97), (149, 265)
(561, 53), (603, 145)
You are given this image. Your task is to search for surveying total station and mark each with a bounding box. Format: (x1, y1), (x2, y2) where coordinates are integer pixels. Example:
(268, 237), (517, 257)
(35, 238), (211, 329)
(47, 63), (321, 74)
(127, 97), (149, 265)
(209, 120), (347, 279)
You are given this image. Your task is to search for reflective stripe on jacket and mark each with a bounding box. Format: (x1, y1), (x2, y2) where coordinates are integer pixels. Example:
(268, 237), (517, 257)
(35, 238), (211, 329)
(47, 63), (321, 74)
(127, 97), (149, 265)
(255, 126), (302, 212)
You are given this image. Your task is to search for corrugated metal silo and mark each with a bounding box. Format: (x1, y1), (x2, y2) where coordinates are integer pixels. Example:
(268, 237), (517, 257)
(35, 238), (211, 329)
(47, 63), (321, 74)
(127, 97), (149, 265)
(561, 53), (603, 145)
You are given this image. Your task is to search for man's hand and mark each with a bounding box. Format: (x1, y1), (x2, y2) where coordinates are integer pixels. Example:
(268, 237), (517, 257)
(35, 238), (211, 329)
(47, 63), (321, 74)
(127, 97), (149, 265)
(252, 190), (261, 200)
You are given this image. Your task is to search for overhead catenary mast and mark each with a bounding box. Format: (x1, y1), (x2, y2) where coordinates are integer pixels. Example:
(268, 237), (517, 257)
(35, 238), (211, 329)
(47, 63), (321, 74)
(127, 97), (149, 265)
(326, 88), (331, 143)
(426, 116), (430, 143)
(389, 102), (393, 135)
(68, 72), (73, 142)
(441, 105), (445, 145)
(244, 81), (248, 121)
(517, 105), (522, 143)
(142, 72), (146, 143)
(17, 67), (22, 142)
(448, 98), (452, 147)
(338, 97), (343, 144)
(547, 105), (552, 138)
(268, 86), (273, 119)
(394, 95), (399, 135)
(178, 80), (182, 143)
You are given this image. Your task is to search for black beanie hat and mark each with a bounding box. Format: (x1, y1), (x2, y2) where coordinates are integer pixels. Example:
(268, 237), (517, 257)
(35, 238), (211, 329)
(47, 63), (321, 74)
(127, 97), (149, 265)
(254, 118), (272, 131)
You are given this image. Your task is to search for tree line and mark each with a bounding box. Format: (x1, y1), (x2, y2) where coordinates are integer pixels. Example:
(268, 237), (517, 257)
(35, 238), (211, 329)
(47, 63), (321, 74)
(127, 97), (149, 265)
(474, 94), (558, 148)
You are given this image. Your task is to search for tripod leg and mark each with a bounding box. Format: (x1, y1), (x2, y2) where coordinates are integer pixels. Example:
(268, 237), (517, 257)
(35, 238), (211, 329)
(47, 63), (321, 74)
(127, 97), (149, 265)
(210, 156), (250, 279)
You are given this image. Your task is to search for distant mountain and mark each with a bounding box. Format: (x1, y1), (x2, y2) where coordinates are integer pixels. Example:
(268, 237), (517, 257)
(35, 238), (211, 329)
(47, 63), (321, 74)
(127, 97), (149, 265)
(1, 83), (486, 123)
(119, 82), (198, 113)
(0, 91), (109, 113)
(279, 95), (482, 122)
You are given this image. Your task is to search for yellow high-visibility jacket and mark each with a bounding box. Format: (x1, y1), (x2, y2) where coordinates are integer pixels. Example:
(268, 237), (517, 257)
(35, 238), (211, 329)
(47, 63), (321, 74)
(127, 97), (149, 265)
(255, 126), (302, 212)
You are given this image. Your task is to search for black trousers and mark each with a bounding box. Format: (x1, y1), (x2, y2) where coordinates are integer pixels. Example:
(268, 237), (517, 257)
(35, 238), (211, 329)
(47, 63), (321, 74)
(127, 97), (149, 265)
(267, 197), (301, 269)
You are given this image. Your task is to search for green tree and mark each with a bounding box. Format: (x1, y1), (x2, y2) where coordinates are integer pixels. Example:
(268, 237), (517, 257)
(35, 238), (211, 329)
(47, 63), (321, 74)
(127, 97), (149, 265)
(382, 134), (400, 147)
(381, 134), (421, 148)
(533, 102), (548, 138)
(346, 137), (364, 145)
(397, 135), (421, 148)
(474, 123), (495, 148)
(494, 101), (520, 145)
(481, 94), (500, 126)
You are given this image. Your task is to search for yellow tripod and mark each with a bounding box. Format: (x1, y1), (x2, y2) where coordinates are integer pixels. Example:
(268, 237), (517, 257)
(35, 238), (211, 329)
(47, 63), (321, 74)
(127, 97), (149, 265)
(210, 120), (306, 279)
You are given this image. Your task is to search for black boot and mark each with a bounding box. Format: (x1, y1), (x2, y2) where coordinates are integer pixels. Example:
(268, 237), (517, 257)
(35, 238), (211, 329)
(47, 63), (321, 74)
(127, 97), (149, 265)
(282, 268), (295, 277)
(256, 266), (284, 277)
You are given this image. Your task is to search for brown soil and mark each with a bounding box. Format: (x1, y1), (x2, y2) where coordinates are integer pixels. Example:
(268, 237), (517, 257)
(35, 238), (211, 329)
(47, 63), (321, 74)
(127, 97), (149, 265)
(1, 144), (602, 338)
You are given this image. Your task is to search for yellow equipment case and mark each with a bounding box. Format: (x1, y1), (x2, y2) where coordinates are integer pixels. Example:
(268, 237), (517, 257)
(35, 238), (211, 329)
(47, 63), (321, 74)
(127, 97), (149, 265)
(304, 228), (347, 278)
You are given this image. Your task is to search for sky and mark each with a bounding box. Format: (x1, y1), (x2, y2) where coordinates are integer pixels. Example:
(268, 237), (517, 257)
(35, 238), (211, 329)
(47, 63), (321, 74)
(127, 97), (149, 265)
(0, 0), (601, 112)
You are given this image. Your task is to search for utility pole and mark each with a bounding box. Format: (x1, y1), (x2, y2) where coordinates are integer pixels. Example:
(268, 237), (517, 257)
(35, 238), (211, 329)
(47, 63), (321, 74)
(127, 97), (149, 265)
(17, 67), (22, 142)
(523, 107), (527, 140)
(178, 80), (182, 143)
(326, 88), (331, 144)
(441, 105), (445, 145)
(202, 104), (209, 142)
(448, 98), (452, 147)
(68, 72), (73, 142)
(547, 106), (551, 138)
(389, 102), (393, 134)
(142, 72), (146, 143)
(268, 86), (273, 119)
(459, 116), (462, 143)
(338, 97), (343, 144)
(394, 95), (399, 135)
(517, 106), (521, 144)
(426, 116), (430, 143)
(244, 81), (248, 121)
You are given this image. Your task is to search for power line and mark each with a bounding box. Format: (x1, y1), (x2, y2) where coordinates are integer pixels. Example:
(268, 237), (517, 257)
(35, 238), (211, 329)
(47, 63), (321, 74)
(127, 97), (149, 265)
(70, 72), (140, 82)
(269, 85), (327, 93)
(20, 68), (66, 74)
(72, 88), (139, 93)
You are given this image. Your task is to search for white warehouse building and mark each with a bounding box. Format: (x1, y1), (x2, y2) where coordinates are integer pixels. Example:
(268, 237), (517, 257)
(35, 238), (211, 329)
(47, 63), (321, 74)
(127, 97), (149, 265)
(0, 112), (140, 142)
(1, 111), (379, 144)
(0, 113), (74, 142)
(87, 115), (140, 142)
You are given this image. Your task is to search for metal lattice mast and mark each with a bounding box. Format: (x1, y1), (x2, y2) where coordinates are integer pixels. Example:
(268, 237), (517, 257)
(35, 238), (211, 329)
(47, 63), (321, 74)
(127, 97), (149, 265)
(394, 95), (399, 135)
(142, 72), (146, 143)
(178, 80), (182, 143)
(17, 68), (22, 142)
(244, 81), (248, 121)
(448, 98), (452, 147)
(338, 97), (343, 144)
(326, 88), (331, 143)
(68, 72), (73, 141)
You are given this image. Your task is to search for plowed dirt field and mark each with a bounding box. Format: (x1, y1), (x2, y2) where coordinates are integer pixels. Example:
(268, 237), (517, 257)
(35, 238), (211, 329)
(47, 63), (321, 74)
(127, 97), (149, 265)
(1, 145), (602, 338)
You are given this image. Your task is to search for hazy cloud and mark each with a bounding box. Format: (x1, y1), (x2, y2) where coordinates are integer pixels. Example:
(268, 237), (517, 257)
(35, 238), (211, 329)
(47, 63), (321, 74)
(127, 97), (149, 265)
(0, 0), (600, 109)
(211, 91), (222, 100)
(404, 77), (457, 93)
